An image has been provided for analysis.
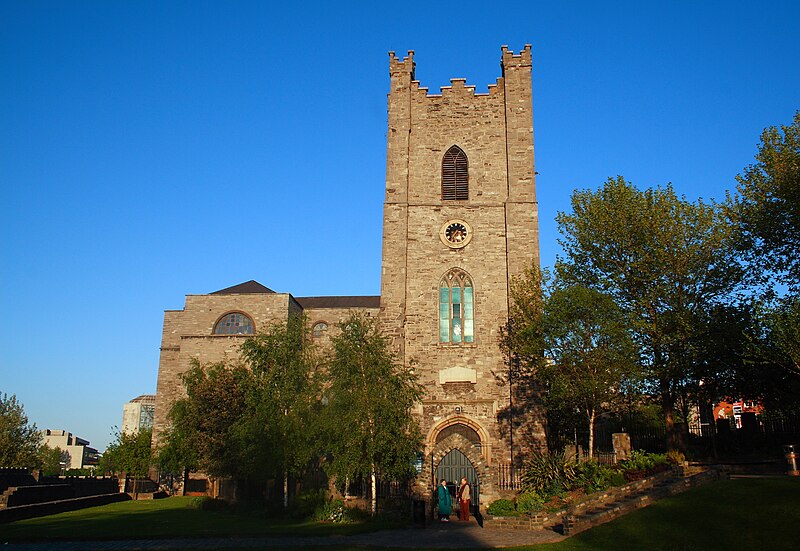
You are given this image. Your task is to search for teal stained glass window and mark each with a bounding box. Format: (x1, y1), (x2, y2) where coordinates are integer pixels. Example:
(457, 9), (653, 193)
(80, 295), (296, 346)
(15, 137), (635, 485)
(213, 312), (254, 335)
(438, 269), (474, 343)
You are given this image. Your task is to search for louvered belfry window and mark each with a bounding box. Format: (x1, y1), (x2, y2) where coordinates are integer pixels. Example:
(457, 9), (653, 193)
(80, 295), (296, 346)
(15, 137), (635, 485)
(441, 145), (468, 200)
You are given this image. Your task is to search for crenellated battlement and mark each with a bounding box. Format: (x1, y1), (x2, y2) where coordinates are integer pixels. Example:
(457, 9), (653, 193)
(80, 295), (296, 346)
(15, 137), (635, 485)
(389, 50), (415, 79)
(391, 45), (530, 99)
(409, 76), (503, 99)
(501, 44), (532, 69)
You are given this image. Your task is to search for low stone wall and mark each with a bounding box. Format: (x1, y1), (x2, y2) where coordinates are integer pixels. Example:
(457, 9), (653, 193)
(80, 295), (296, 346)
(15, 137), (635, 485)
(567, 469), (674, 517)
(4, 484), (75, 507)
(0, 493), (130, 524)
(2, 477), (120, 509)
(40, 476), (120, 498)
(484, 509), (566, 531)
(0, 469), (37, 494)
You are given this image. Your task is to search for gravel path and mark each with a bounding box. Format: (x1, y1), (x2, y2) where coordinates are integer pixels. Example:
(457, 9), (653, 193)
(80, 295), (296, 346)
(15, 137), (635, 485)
(2, 521), (564, 550)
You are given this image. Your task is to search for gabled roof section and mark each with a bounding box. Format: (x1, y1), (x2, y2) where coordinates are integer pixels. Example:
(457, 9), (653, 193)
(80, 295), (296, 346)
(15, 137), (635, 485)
(211, 280), (275, 295)
(295, 296), (380, 309)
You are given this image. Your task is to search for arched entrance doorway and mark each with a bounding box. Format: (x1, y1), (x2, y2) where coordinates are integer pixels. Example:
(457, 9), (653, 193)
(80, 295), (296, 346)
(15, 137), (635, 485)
(435, 448), (479, 511)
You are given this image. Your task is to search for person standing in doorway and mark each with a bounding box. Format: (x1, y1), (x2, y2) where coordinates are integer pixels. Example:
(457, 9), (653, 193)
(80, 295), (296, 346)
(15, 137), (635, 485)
(457, 477), (471, 521)
(437, 479), (452, 521)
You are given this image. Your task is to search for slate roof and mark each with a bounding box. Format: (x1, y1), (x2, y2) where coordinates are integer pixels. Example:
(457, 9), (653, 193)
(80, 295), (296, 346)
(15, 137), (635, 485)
(295, 296), (381, 309)
(209, 281), (378, 308)
(211, 280), (275, 295)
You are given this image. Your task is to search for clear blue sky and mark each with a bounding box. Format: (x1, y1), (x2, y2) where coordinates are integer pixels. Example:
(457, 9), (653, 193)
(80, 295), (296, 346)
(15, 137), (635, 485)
(2, 1), (798, 452)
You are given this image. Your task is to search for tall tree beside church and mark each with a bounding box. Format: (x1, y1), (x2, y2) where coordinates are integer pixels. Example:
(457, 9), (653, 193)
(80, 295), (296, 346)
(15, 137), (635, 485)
(733, 113), (800, 395)
(540, 285), (639, 457)
(239, 315), (320, 507)
(321, 312), (423, 516)
(734, 111), (800, 291)
(556, 177), (742, 450)
(500, 269), (640, 456)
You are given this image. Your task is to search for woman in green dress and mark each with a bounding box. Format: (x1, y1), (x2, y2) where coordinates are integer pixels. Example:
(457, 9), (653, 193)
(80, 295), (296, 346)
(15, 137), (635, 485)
(437, 479), (452, 521)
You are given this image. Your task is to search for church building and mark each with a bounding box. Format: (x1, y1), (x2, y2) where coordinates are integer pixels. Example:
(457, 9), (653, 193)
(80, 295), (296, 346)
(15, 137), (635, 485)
(152, 45), (543, 506)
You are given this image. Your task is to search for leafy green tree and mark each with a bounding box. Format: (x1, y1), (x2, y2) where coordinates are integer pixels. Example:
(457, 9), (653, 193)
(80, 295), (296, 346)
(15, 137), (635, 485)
(540, 285), (639, 457)
(239, 315), (320, 506)
(162, 360), (251, 480)
(762, 295), (800, 376)
(321, 312), (423, 515)
(556, 177), (743, 450)
(0, 392), (42, 468)
(500, 269), (640, 456)
(99, 428), (153, 477)
(39, 444), (68, 475)
(734, 112), (800, 291)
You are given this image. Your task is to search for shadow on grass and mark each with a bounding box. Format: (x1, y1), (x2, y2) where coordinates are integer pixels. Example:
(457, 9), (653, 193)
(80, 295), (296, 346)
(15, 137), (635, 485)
(3, 480), (799, 550)
(530, 478), (800, 551)
(0, 497), (402, 542)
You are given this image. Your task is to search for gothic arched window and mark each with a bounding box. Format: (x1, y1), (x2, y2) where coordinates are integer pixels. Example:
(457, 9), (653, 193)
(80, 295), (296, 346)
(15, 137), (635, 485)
(213, 312), (254, 335)
(441, 145), (468, 200)
(439, 269), (474, 343)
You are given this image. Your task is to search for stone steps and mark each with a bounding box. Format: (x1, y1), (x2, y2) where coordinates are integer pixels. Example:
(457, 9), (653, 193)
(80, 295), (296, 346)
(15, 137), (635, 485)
(559, 468), (724, 535)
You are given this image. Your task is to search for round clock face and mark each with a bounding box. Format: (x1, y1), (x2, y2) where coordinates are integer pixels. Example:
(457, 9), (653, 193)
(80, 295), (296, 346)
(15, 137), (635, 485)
(440, 219), (473, 248)
(446, 223), (468, 243)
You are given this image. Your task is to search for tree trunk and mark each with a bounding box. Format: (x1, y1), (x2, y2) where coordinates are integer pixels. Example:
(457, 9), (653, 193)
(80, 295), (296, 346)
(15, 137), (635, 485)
(283, 470), (288, 509)
(370, 466), (377, 517)
(588, 410), (595, 459)
(662, 391), (683, 451)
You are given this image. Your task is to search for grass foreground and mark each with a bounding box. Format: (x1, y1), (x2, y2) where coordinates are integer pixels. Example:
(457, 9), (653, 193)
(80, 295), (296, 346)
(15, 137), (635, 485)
(0, 496), (399, 542)
(539, 476), (800, 551)
(0, 477), (799, 550)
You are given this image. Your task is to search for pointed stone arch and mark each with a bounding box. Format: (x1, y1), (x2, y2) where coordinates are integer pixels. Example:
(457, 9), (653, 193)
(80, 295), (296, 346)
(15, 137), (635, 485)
(432, 433), (485, 475)
(426, 415), (492, 464)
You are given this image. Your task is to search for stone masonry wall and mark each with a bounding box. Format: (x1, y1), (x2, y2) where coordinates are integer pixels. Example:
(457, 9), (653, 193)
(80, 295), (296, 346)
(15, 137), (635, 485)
(152, 292), (294, 445)
(380, 46), (543, 506)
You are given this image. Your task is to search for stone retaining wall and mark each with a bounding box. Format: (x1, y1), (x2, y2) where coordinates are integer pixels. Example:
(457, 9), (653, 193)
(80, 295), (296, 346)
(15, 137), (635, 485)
(0, 493), (130, 524)
(484, 467), (725, 534)
(563, 468), (726, 536)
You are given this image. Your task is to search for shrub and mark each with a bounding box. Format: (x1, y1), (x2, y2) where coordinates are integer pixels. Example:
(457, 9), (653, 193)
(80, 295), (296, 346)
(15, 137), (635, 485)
(313, 498), (354, 523)
(666, 449), (686, 465)
(191, 497), (228, 511)
(486, 499), (519, 517)
(621, 450), (668, 472)
(516, 491), (545, 514)
(291, 489), (328, 519)
(520, 451), (578, 494)
(574, 460), (625, 492)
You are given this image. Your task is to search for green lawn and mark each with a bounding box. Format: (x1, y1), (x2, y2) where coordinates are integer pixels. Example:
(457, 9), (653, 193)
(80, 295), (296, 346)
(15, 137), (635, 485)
(0, 496), (398, 542)
(536, 477), (800, 551)
(1, 478), (799, 550)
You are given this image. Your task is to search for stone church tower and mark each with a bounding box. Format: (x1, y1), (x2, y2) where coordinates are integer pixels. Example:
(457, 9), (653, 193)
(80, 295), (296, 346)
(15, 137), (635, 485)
(379, 45), (543, 503)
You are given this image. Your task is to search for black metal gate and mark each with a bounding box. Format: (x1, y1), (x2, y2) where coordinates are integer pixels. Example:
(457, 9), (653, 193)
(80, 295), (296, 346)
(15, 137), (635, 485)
(435, 448), (479, 510)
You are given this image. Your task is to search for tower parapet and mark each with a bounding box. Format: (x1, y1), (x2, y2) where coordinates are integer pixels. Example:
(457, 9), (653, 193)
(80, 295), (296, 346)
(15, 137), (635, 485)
(500, 44), (532, 71)
(389, 50), (415, 79)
